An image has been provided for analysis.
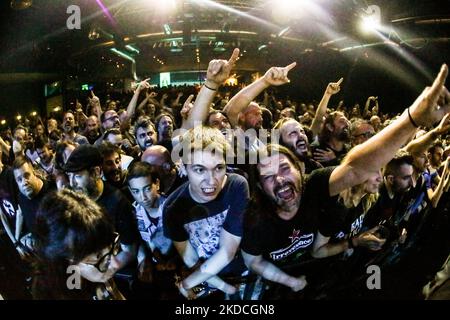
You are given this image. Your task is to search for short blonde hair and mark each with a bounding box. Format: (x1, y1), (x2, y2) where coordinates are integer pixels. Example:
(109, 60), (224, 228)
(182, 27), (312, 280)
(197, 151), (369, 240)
(178, 125), (233, 164)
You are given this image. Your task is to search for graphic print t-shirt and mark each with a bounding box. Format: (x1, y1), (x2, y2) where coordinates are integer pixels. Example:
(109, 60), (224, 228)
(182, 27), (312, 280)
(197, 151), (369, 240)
(163, 174), (250, 261)
(0, 168), (19, 230)
(241, 167), (341, 266)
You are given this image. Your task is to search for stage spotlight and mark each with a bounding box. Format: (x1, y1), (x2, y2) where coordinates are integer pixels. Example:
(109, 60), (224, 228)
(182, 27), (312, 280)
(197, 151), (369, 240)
(360, 5), (381, 33)
(88, 27), (100, 40)
(10, 0), (32, 10)
(145, 0), (177, 14)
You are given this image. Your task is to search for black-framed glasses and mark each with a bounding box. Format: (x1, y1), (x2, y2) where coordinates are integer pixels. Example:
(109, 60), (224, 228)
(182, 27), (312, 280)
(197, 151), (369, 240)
(83, 232), (121, 273)
(104, 115), (119, 122)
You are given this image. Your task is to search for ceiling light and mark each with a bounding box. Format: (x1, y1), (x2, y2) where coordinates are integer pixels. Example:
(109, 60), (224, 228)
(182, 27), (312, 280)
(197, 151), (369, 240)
(10, 0), (32, 10)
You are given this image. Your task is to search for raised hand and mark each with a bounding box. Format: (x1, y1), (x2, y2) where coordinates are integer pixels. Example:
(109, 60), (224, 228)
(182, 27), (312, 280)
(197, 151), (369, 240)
(88, 90), (100, 107)
(206, 48), (240, 88)
(434, 113), (450, 135)
(75, 99), (83, 112)
(262, 62), (297, 87)
(180, 94), (195, 119)
(409, 64), (450, 127)
(326, 78), (343, 95)
(136, 78), (151, 92)
(146, 91), (157, 99)
(313, 148), (336, 162)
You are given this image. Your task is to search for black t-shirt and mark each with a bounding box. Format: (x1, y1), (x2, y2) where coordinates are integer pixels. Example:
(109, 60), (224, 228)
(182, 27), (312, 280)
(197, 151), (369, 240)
(97, 182), (139, 245)
(304, 157), (323, 175)
(241, 167), (340, 266)
(310, 140), (349, 167)
(18, 179), (55, 234)
(163, 173), (249, 274)
(363, 183), (405, 229)
(329, 201), (367, 242)
(0, 168), (19, 231)
(164, 169), (188, 197)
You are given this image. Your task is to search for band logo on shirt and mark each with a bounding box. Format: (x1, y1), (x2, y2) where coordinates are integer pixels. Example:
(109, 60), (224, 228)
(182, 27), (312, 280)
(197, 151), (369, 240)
(270, 232), (314, 261)
(2, 200), (16, 218)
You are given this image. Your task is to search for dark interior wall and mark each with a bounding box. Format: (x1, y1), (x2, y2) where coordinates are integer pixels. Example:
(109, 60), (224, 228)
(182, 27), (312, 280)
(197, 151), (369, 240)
(266, 41), (449, 115)
(0, 82), (46, 120)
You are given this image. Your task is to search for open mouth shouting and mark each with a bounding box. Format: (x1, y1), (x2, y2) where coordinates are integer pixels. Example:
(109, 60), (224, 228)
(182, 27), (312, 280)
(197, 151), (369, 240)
(201, 186), (217, 197)
(295, 140), (308, 154)
(144, 139), (153, 148)
(274, 182), (297, 203)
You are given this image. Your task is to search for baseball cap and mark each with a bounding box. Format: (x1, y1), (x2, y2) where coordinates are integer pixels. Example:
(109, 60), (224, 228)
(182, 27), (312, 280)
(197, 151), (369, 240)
(63, 144), (102, 172)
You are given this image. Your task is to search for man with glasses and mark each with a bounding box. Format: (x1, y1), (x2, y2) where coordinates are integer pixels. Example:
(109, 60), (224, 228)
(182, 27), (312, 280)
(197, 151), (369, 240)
(79, 232), (121, 275)
(350, 119), (376, 147)
(95, 110), (121, 146)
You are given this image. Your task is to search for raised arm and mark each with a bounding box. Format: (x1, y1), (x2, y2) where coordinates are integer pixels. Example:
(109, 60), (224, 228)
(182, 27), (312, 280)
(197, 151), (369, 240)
(329, 64), (450, 196)
(136, 91), (158, 115)
(223, 62), (297, 128)
(182, 48), (240, 130)
(180, 94), (195, 130)
(363, 96), (377, 119)
(310, 78), (343, 137)
(429, 157), (450, 208)
(404, 113), (450, 156)
(173, 91), (184, 107)
(126, 78), (151, 121)
(88, 90), (102, 119)
(0, 135), (10, 154)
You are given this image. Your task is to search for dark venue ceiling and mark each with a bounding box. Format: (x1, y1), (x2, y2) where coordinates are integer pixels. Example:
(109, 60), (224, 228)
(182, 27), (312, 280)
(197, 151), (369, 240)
(0, 0), (449, 114)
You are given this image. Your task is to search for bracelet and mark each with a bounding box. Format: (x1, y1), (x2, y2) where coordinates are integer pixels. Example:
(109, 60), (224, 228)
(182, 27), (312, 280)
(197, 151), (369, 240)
(407, 107), (419, 128)
(204, 83), (218, 91)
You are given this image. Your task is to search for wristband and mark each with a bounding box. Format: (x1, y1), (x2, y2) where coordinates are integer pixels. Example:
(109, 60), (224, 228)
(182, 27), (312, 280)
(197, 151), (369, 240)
(204, 83), (218, 91)
(407, 108), (419, 128)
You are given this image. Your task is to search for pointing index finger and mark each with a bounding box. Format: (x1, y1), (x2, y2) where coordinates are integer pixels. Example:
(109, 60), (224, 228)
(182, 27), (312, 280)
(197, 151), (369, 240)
(228, 48), (240, 65)
(336, 77), (344, 85)
(429, 64), (448, 102)
(284, 62), (297, 72)
(185, 94), (194, 104)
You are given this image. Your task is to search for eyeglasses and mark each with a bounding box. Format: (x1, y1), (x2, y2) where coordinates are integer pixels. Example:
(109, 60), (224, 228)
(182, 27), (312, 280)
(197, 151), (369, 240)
(353, 131), (375, 139)
(82, 232), (121, 273)
(104, 115), (119, 123)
